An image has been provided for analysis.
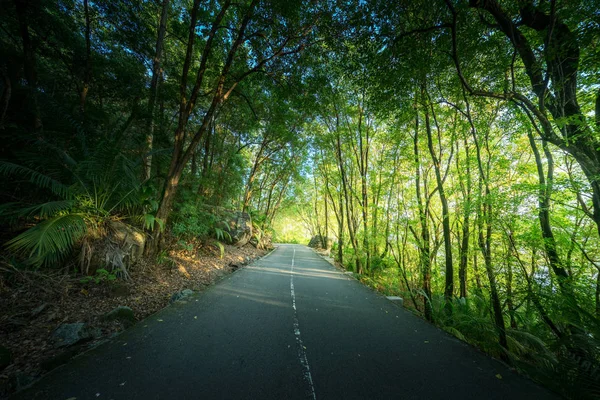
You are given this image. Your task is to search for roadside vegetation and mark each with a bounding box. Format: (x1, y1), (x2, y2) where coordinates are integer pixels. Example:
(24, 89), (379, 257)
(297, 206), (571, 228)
(1, 0), (599, 398)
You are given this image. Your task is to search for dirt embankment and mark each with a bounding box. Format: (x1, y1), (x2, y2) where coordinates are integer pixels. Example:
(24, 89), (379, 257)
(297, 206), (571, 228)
(0, 241), (267, 397)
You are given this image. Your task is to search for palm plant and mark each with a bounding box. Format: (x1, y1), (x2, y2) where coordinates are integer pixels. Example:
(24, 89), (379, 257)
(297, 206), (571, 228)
(1, 133), (146, 269)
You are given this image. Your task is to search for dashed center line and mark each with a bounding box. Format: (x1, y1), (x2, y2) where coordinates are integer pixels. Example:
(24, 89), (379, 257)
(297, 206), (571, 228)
(290, 248), (317, 400)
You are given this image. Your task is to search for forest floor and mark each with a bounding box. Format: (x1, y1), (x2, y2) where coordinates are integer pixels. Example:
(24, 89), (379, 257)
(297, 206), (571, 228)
(0, 240), (267, 397)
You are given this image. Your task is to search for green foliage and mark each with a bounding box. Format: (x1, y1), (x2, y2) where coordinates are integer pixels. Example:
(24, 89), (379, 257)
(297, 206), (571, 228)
(0, 135), (146, 268)
(176, 240), (194, 252)
(214, 228), (232, 243)
(5, 214), (87, 268)
(155, 250), (175, 269)
(171, 203), (214, 240)
(80, 268), (117, 284)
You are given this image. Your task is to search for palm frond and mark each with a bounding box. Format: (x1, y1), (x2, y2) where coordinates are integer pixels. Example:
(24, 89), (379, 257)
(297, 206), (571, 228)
(0, 161), (71, 198)
(5, 214), (87, 267)
(507, 329), (557, 361)
(14, 200), (75, 219)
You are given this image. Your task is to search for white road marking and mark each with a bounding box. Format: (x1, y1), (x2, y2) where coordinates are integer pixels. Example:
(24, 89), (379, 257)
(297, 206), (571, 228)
(290, 248), (317, 400)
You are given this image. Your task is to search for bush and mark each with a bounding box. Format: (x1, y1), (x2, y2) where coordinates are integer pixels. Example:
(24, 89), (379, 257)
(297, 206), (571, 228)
(170, 203), (214, 240)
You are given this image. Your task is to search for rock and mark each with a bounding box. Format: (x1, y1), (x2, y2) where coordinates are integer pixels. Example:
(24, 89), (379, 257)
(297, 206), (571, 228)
(108, 221), (146, 262)
(308, 235), (333, 250)
(45, 311), (59, 322)
(40, 346), (82, 371)
(251, 232), (273, 250)
(31, 303), (49, 317)
(229, 262), (243, 270)
(218, 211), (252, 247)
(81, 221), (146, 276)
(50, 323), (101, 348)
(170, 289), (194, 303)
(0, 346), (12, 370)
(102, 306), (135, 326)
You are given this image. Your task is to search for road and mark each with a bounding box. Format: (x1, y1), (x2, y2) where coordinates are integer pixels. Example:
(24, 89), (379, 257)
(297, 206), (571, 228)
(14, 244), (558, 399)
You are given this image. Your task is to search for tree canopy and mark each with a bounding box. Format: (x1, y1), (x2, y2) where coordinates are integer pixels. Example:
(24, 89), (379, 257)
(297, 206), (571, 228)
(1, 0), (600, 397)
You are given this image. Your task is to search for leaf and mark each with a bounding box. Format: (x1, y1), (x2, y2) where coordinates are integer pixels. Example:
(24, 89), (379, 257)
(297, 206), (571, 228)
(19, 200), (76, 219)
(0, 161), (70, 198)
(495, 374), (502, 380)
(215, 241), (225, 259)
(142, 214), (165, 232)
(5, 214), (87, 267)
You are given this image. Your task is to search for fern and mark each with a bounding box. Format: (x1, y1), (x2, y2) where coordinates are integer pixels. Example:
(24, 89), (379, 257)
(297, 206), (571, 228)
(5, 214), (87, 267)
(0, 200), (75, 221)
(0, 161), (71, 198)
(214, 227), (232, 243)
(142, 214), (164, 231)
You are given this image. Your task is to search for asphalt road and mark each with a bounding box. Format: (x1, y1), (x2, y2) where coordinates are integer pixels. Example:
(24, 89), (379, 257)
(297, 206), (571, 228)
(14, 244), (558, 400)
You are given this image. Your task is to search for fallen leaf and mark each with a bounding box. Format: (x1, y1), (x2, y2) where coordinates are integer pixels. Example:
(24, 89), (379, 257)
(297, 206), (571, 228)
(157, 319), (163, 322)
(496, 374), (502, 380)
(424, 341), (429, 343)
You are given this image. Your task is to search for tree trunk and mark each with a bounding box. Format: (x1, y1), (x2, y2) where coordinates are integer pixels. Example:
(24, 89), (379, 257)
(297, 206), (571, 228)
(335, 122), (362, 274)
(144, 0), (169, 180)
(337, 185), (344, 264)
(526, 131), (571, 285)
(424, 102), (454, 305)
(357, 106), (371, 274)
(474, 128), (508, 353)
(457, 135), (471, 299)
(413, 109), (433, 321)
(14, 0), (42, 131)
(505, 239), (517, 329)
(80, 0), (92, 115)
(466, 0), (600, 238)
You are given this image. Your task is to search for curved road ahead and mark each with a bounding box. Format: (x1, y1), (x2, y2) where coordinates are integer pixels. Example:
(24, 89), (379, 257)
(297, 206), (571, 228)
(14, 244), (557, 399)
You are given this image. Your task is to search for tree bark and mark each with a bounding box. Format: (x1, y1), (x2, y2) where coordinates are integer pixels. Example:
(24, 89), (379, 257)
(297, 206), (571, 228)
(143, 0), (169, 180)
(526, 130), (571, 286)
(334, 111), (362, 274)
(413, 109), (433, 321)
(465, 0), (600, 237)
(424, 101), (454, 305)
(14, 0), (42, 131)
(80, 0), (92, 115)
(457, 135), (471, 298)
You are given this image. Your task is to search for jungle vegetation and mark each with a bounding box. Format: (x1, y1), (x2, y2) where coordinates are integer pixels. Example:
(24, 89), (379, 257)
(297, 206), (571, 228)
(1, 0), (599, 397)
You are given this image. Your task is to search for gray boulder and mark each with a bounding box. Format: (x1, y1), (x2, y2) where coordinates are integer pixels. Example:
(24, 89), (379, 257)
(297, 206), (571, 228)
(0, 346), (12, 370)
(170, 289), (194, 303)
(108, 220), (146, 262)
(223, 211), (253, 247)
(102, 306), (135, 326)
(50, 323), (101, 348)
